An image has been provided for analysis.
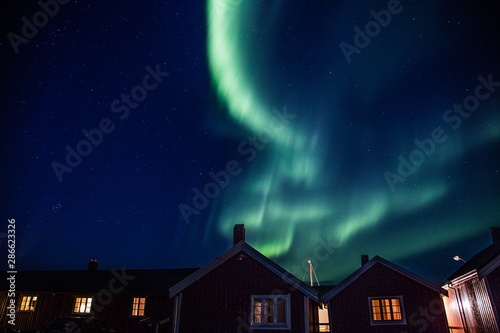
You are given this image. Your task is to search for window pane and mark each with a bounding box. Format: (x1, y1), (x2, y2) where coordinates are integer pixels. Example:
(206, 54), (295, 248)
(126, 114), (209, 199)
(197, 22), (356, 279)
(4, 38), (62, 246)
(31, 296), (37, 310)
(85, 298), (92, 313)
(371, 299), (381, 321)
(393, 311), (402, 320)
(139, 298), (145, 316)
(319, 324), (330, 332)
(265, 299), (273, 323)
(21, 297), (28, 311)
(74, 298), (81, 312)
(132, 297), (140, 316)
(276, 298), (286, 323)
(80, 299), (86, 313)
(392, 299), (402, 320)
(253, 298), (262, 323)
(381, 299), (392, 320)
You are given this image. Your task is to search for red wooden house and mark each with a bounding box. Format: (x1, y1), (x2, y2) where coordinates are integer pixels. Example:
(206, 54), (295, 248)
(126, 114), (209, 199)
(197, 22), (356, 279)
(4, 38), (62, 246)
(442, 227), (500, 333)
(0, 266), (197, 333)
(2, 224), (466, 333)
(321, 255), (449, 333)
(1, 224), (324, 333)
(168, 224), (322, 333)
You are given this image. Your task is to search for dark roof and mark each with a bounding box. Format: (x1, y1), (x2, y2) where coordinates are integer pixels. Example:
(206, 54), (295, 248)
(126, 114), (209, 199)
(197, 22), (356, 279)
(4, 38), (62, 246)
(1, 268), (198, 295)
(444, 241), (500, 283)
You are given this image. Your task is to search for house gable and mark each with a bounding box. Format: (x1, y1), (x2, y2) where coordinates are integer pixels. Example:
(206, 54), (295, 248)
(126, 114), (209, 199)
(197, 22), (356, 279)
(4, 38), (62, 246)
(325, 261), (449, 333)
(322, 256), (447, 302)
(173, 246), (317, 333)
(169, 240), (318, 301)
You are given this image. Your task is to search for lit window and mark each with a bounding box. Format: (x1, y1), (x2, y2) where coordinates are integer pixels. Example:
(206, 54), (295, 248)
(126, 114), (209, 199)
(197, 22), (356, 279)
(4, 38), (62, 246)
(132, 297), (146, 316)
(73, 297), (92, 314)
(20, 295), (38, 311)
(318, 304), (330, 332)
(369, 296), (406, 325)
(251, 295), (290, 329)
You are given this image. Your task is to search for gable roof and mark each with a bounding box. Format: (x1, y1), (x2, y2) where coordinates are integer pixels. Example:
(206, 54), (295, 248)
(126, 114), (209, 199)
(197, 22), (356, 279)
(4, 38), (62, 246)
(0, 268), (198, 295)
(322, 256), (447, 302)
(168, 240), (318, 301)
(444, 241), (500, 284)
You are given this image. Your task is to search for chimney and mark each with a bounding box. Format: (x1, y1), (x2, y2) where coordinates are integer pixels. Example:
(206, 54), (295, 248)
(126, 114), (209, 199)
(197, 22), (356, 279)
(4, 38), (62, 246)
(361, 255), (369, 266)
(88, 259), (98, 271)
(233, 224), (245, 245)
(491, 227), (500, 243)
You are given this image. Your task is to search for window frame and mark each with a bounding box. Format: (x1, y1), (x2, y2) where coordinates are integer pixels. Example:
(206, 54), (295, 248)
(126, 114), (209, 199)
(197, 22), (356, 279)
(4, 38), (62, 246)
(131, 296), (146, 317)
(250, 294), (291, 330)
(73, 296), (93, 314)
(19, 294), (38, 312)
(317, 303), (330, 332)
(368, 296), (406, 326)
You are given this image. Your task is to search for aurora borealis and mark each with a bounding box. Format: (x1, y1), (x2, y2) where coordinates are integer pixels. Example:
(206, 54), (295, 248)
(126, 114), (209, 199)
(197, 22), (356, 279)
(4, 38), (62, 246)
(1, 0), (500, 284)
(203, 0), (500, 282)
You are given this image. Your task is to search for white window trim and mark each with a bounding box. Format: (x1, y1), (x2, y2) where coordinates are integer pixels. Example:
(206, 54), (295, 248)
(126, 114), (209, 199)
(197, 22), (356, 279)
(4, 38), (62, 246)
(250, 294), (291, 330)
(368, 296), (407, 326)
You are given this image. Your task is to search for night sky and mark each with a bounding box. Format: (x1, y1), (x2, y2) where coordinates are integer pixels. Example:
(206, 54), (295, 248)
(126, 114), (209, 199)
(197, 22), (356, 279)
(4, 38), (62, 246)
(1, 0), (500, 285)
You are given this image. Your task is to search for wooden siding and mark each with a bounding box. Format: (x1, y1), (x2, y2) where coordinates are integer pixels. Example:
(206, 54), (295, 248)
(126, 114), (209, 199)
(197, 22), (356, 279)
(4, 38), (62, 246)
(0, 292), (176, 333)
(472, 276), (499, 333)
(486, 265), (500, 324)
(455, 276), (499, 333)
(328, 262), (449, 333)
(176, 251), (313, 333)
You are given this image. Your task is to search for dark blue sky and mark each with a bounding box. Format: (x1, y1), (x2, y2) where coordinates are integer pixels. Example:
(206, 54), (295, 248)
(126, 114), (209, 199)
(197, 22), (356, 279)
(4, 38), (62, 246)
(1, 0), (499, 285)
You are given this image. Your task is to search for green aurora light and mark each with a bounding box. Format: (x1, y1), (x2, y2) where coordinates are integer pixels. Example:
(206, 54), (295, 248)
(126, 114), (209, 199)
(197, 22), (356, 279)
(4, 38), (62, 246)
(207, 0), (500, 283)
